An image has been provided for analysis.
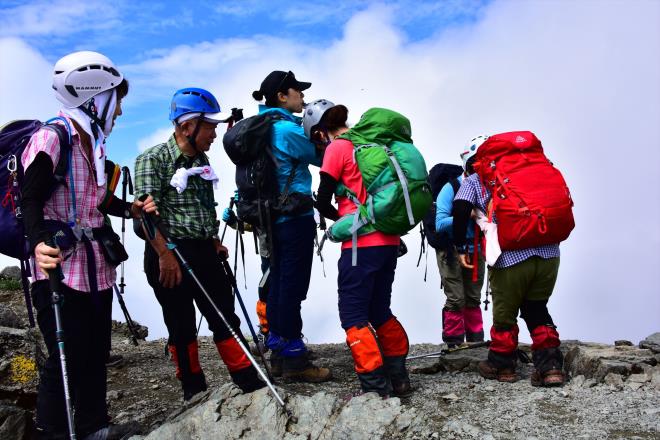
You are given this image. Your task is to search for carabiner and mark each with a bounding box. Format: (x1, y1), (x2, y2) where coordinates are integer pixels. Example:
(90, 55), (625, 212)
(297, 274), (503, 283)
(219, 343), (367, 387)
(7, 155), (17, 173)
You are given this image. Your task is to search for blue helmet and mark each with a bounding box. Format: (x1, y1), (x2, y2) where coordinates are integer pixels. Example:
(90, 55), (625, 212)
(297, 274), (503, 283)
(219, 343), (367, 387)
(169, 87), (224, 123)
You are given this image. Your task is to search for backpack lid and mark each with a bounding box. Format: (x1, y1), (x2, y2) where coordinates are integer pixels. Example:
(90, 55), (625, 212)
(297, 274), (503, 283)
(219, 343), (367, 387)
(339, 107), (412, 146)
(428, 163), (463, 198)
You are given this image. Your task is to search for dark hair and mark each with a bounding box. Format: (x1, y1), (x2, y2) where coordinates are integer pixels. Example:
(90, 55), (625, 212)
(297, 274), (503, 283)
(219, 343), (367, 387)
(465, 156), (477, 175)
(319, 106), (348, 132)
(252, 89), (284, 108)
(116, 78), (129, 100)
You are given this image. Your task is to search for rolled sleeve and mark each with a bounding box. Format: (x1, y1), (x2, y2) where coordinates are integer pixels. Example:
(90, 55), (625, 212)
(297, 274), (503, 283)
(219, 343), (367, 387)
(454, 176), (478, 205)
(21, 128), (62, 172)
(134, 153), (162, 204)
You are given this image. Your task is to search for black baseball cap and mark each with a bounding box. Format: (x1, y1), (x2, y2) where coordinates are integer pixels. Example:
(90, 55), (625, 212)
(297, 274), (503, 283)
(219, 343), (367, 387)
(253, 70), (311, 99)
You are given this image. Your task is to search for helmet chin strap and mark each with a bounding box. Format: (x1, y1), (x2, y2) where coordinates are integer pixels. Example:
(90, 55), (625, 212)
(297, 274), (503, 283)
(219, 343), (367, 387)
(79, 98), (106, 143)
(175, 113), (205, 154)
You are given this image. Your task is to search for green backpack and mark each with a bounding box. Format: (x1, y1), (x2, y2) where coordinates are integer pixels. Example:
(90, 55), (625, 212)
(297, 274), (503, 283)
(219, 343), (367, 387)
(325, 108), (432, 264)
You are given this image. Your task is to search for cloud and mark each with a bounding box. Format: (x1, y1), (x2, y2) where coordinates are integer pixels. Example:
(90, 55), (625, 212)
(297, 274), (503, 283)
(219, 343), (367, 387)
(0, 38), (60, 122)
(137, 126), (173, 152)
(0, 0), (121, 37)
(1, 1), (658, 346)
(125, 1), (660, 345)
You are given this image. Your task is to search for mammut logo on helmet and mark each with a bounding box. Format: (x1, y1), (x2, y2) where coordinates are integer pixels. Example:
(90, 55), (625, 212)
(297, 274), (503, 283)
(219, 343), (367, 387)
(74, 85), (103, 91)
(515, 135), (527, 143)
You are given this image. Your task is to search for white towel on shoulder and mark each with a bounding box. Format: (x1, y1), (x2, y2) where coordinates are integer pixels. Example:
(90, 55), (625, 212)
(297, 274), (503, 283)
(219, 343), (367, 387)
(170, 165), (219, 194)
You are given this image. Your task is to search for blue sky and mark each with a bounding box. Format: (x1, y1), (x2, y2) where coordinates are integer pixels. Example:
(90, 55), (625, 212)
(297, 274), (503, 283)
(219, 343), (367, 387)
(1, 0), (659, 344)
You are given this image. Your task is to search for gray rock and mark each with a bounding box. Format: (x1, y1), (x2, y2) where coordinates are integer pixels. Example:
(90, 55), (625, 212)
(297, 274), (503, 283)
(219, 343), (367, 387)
(108, 390), (124, 400)
(136, 385), (421, 440)
(0, 266), (21, 281)
(628, 373), (650, 383)
(564, 343), (657, 382)
(112, 319), (149, 341)
(0, 401), (34, 440)
(604, 373), (624, 389)
(640, 332), (660, 353)
(614, 340), (633, 346)
(570, 375), (585, 388)
(0, 308), (23, 329)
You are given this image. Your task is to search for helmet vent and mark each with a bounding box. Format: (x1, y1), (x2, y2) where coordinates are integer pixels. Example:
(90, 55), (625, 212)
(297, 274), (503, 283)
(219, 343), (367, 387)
(65, 85), (79, 97)
(182, 90), (215, 107)
(105, 66), (120, 76)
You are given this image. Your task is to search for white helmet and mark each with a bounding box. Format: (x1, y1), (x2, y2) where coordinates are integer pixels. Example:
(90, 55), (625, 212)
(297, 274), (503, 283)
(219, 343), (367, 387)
(52, 51), (123, 108)
(460, 134), (489, 171)
(302, 99), (336, 138)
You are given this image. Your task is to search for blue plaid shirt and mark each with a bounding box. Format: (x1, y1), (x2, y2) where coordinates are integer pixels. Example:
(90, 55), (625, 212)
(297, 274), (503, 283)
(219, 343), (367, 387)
(455, 174), (560, 268)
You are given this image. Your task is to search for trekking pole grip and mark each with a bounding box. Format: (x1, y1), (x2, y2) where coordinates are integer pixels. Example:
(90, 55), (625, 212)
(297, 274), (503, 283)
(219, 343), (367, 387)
(44, 238), (63, 294)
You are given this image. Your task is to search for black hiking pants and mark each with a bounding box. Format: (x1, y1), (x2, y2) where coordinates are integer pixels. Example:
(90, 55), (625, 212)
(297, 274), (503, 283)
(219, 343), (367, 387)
(144, 239), (243, 394)
(32, 280), (112, 438)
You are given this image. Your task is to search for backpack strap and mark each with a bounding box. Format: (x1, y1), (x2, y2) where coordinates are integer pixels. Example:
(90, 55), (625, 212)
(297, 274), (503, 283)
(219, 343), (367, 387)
(43, 118), (72, 185)
(449, 177), (461, 197)
(382, 144), (415, 225)
(278, 159), (299, 203)
(43, 117), (77, 226)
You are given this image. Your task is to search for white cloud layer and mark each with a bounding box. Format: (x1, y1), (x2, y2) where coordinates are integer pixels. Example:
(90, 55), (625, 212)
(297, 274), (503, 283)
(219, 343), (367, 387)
(1, 1), (658, 346)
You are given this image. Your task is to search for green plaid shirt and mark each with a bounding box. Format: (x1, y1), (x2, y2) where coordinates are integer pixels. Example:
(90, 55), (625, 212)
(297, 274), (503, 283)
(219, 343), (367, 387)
(134, 134), (219, 240)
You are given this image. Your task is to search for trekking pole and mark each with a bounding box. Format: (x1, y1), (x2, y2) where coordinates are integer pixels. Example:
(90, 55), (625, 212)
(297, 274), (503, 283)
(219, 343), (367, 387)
(407, 340), (490, 361)
(139, 200), (294, 421)
(221, 259), (272, 379)
(198, 195), (236, 336)
(115, 167), (139, 345)
(483, 273), (491, 311)
(197, 194), (237, 336)
(46, 239), (77, 440)
(219, 197), (235, 244)
(113, 284), (139, 345)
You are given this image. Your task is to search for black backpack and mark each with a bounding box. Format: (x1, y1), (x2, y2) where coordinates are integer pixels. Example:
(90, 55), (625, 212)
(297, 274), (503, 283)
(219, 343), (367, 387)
(223, 113), (313, 231)
(422, 163), (464, 250)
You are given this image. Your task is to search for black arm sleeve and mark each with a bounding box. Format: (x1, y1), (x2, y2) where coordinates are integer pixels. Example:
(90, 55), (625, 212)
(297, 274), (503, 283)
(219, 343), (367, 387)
(100, 193), (132, 218)
(316, 172), (340, 221)
(22, 152), (55, 251)
(452, 199), (474, 248)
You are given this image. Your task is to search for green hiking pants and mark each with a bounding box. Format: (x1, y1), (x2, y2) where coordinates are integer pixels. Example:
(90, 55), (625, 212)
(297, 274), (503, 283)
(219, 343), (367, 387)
(489, 257), (560, 328)
(436, 250), (485, 310)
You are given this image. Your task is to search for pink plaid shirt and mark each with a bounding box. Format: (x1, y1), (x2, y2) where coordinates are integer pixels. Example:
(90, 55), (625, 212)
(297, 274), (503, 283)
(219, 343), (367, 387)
(21, 113), (116, 292)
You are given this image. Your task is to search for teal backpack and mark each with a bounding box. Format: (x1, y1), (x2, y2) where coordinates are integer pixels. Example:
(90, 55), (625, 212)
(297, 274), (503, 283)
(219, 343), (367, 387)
(325, 108), (432, 264)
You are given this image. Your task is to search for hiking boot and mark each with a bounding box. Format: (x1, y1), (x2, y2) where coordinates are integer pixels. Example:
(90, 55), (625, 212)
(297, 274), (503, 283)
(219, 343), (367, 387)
(478, 360), (518, 383)
(283, 364), (332, 383)
(230, 366), (266, 393)
(107, 421), (142, 440)
(270, 352), (283, 377)
(80, 421), (141, 440)
(392, 380), (414, 398)
(105, 353), (124, 368)
(531, 369), (565, 387)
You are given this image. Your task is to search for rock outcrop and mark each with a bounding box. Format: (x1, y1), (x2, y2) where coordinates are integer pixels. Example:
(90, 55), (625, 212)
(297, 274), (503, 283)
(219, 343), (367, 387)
(1, 269), (659, 439)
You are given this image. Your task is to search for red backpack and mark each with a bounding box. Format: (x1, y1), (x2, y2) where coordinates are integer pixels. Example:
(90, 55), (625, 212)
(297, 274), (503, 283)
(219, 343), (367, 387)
(473, 131), (575, 250)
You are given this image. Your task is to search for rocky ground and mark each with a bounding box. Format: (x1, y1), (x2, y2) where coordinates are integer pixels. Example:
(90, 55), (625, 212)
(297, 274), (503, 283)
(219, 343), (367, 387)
(1, 266), (659, 439)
